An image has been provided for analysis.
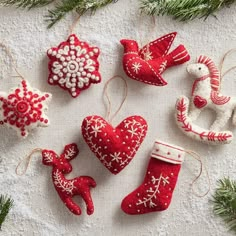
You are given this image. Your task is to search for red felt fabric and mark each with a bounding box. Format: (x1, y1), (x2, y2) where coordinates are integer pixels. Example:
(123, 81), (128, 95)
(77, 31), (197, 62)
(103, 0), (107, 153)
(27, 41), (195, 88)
(81, 115), (148, 174)
(47, 34), (101, 98)
(121, 157), (181, 215)
(42, 143), (96, 216)
(121, 32), (190, 86)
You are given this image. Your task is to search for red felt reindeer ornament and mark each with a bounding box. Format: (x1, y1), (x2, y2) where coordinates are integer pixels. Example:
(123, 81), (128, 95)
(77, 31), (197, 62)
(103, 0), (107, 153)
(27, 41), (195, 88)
(17, 143), (96, 216)
(121, 32), (190, 86)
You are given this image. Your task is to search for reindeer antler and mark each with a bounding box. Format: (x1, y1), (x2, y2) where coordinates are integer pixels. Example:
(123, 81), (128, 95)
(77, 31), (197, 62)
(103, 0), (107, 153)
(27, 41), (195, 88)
(63, 143), (79, 161)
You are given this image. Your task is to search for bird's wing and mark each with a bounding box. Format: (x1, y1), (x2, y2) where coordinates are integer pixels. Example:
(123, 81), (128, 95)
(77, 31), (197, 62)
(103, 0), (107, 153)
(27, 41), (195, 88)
(139, 32), (177, 60)
(124, 56), (167, 86)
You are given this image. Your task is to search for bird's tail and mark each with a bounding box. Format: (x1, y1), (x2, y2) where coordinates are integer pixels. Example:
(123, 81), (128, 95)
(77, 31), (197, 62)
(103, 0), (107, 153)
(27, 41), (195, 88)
(168, 45), (190, 66)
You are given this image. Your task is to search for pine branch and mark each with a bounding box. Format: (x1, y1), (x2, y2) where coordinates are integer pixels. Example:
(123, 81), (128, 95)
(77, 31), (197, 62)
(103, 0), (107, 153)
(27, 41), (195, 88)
(46, 0), (116, 28)
(212, 178), (236, 232)
(0, 0), (118, 28)
(0, 0), (55, 9)
(140, 0), (236, 21)
(0, 195), (13, 230)
(45, 0), (80, 28)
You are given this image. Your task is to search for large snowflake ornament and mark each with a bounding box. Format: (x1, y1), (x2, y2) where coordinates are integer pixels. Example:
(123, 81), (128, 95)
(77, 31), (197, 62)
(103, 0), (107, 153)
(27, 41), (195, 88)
(0, 80), (52, 138)
(47, 34), (101, 98)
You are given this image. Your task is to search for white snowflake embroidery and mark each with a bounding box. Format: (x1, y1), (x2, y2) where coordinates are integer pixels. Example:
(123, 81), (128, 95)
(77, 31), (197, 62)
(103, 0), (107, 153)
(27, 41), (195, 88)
(143, 50), (153, 61)
(53, 169), (75, 194)
(132, 62), (142, 74)
(43, 152), (54, 163)
(90, 124), (102, 137)
(110, 152), (122, 163)
(127, 126), (138, 137)
(64, 146), (76, 160)
(136, 173), (169, 208)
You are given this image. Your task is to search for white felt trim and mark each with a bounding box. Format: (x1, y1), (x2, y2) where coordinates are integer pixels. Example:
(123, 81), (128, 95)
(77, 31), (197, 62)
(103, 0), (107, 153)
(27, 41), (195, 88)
(151, 140), (185, 164)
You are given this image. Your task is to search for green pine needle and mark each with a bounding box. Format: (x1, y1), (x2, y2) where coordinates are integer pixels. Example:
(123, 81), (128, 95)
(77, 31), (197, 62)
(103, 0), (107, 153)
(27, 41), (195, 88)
(140, 0), (236, 21)
(0, 0), (117, 28)
(212, 178), (236, 232)
(46, 0), (116, 28)
(0, 0), (55, 9)
(0, 195), (13, 230)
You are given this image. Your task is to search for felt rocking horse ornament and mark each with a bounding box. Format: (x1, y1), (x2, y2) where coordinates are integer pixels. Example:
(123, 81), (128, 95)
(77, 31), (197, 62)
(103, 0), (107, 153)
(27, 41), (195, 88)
(120, 32), (190, 86)
(17, 144), (96, 216)
(175, 55), (235, 145)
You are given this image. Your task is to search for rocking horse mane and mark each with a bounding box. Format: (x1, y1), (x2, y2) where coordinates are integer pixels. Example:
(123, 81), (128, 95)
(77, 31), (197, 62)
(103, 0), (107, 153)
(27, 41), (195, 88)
(198, 55), (220, 92)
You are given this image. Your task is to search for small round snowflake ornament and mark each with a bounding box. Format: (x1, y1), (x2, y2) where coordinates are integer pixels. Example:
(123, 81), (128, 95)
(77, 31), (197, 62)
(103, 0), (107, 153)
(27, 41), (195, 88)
(47, 34), (101, 98)
(0, 79), (52, 138)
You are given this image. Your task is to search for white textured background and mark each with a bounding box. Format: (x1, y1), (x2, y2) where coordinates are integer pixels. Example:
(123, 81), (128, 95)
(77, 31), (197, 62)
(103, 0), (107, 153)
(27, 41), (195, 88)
(0, 1), (236, 235)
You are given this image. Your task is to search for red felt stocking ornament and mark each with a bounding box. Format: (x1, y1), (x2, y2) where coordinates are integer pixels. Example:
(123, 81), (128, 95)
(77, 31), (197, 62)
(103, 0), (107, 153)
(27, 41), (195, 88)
(121, 140), (209, 215)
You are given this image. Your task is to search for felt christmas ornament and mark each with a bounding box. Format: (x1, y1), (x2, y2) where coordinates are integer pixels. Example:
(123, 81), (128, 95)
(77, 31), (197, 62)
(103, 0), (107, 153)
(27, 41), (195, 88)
(82, 115), (148, 174)
(175, 55), (235, 145)
(17, 143), (97, 216)
(120, 32), (190, 86)
(47, 34), (101, 98)
(0, 79), (51, 138)
(41, 143), (96, 215)
(0, 43), (52, 138)
(121, 140), (185, 215)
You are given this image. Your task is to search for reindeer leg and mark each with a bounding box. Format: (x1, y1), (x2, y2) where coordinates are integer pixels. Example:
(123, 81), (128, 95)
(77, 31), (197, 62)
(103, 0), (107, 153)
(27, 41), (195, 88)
(80, 190), (95, 215)
(210, 111), (232, 131)
(64, 197), (82, 215)
(79, 177), (96, 215)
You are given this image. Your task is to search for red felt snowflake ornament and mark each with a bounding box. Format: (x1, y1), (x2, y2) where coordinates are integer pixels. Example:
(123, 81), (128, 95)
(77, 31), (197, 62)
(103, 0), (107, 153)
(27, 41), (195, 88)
(47, 34), (101, 98)
(0, 79), (52, 138)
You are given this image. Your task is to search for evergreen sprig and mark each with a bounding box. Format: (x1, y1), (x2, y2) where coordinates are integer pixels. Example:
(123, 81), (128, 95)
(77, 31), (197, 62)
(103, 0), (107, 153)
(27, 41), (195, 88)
(212, 178), (236, 232)
(0, 0), (117, 28)
(140, 0), (236, 21)
(0, 0), (55, 9)
(46, 0), (115, 28)
(0, 195), (13, 230)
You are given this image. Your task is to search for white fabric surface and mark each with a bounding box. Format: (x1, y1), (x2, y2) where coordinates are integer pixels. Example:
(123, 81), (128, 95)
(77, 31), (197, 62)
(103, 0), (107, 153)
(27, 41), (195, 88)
(0, 0), (236, 235)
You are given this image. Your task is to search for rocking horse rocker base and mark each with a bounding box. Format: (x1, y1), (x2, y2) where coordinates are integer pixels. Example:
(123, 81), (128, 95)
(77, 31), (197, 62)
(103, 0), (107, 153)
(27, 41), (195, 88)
(175, 96), (233, 145)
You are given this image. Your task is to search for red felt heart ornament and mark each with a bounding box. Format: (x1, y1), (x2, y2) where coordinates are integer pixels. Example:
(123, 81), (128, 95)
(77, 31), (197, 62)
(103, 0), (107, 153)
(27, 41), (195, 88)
(82, 115), (148, 174)
(193, 95), (207, 108)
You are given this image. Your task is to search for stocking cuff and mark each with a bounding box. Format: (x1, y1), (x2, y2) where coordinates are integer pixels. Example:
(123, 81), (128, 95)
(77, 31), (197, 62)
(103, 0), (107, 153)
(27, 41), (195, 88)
(150, 140), (185, 164)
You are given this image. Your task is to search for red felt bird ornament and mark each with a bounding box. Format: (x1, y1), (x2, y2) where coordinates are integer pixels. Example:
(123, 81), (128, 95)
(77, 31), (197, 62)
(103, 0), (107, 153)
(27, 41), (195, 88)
(120, 32), (190, 86)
